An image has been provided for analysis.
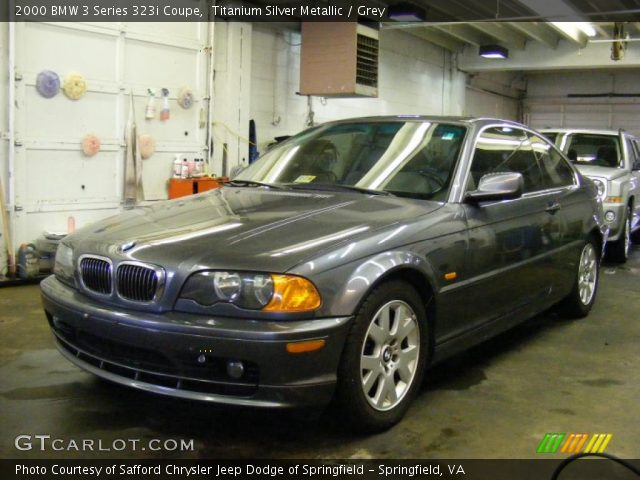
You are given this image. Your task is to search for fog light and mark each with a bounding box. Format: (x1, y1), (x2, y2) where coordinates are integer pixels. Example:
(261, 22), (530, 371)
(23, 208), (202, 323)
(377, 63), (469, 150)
(605, 211), (616, 222)
(226, 360), (244, 379)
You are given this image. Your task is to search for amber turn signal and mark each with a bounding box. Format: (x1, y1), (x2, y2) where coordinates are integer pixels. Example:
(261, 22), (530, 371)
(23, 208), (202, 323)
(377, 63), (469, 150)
(286, 339), (326, 354)
(262, 275), (322, 312)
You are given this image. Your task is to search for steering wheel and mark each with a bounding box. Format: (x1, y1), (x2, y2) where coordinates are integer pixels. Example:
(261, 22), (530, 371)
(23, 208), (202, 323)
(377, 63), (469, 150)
(416, 168), (446, 192)
(310, 144), (340, 183)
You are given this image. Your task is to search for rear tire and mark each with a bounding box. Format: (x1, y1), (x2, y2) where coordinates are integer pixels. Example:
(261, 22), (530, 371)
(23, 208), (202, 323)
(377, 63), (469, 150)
(558, 238), (599, 319)
(334, 281), (428, 432)
(607, 206), (631, 263)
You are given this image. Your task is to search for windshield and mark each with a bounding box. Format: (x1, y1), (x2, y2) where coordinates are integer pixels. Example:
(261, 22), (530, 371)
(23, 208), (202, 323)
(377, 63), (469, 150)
(560, 133), (622, 168)
(235, 121), (467, 201)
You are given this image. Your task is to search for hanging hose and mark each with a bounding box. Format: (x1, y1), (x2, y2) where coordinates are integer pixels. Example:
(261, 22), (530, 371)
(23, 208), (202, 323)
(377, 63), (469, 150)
(550, 452), (640, 480)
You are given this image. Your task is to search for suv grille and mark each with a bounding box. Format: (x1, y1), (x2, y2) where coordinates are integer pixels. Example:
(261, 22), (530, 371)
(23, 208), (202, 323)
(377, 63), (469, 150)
(117, 264), (160, 302)
(80, 257), (112, 294)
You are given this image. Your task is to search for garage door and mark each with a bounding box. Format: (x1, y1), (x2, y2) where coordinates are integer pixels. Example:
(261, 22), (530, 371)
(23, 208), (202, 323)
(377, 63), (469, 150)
(465, 87), (520, 121)
(12, 22), (211, 244)
(525, 101), (640, 137)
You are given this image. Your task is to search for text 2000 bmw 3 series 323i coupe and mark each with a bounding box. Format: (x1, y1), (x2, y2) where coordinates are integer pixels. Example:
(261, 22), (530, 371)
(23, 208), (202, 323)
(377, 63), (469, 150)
(42, 117), (608, 431)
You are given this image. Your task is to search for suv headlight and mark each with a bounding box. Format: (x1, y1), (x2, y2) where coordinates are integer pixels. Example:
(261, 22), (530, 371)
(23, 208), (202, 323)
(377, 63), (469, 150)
(590, 178), (607, 199)
(54, 243), (75, 286)
(180, 271), (321, 312)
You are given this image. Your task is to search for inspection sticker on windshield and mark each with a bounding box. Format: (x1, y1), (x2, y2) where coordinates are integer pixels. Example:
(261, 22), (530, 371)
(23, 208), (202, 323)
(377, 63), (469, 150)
(294, 175), (316, 183)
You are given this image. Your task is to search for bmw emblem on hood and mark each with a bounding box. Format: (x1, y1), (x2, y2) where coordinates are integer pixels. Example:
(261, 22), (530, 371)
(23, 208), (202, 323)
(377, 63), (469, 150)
(118, 240), (137, 253)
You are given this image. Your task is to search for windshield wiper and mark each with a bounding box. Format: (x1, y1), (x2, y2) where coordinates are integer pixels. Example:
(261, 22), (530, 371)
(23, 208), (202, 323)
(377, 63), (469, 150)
(286, 183), (393, 196)
(224, 179), (286, 189)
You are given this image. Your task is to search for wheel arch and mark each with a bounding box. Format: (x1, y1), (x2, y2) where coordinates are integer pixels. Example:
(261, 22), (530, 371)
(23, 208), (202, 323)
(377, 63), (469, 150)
(350, 263), (438, 361)
(372, 267), (435, 309)
(590, 226), (605, 259)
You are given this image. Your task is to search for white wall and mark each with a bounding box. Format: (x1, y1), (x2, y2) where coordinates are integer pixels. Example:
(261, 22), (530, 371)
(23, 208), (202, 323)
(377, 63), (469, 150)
(525, 70), (640, 135)
(248, 26), (467, 152)
(464, 71), (523, 121)
(527, 70), (640, 98)
(0, 22), (8, 275)
(210, 22), (252, 176)
(0, 22), (7, 149)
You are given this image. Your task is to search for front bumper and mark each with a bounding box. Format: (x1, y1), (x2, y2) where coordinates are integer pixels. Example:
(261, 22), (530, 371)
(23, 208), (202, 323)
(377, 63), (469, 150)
(602, 202), (626, 242)
(41, 276), (352, 408)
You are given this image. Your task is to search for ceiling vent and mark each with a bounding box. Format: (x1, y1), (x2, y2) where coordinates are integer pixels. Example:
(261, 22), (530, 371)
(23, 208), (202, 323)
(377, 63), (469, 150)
(300, 23), (379, 98)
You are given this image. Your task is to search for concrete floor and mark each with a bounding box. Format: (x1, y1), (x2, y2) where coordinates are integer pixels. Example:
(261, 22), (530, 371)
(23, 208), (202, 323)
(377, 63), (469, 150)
(1, 247), (639, 460)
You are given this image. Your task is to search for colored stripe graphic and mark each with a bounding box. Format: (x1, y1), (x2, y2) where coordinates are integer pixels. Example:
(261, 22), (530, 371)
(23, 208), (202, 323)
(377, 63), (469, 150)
(584, 434), (613, 454)
(538, 433), (613, 454)
(560, 433), (589, 453)
(537, 433), (566, 453)
(574, 434), (590, 453)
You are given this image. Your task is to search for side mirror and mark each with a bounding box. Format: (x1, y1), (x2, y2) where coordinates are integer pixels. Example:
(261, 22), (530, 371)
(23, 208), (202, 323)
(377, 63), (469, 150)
(633, 161), (640, 171)
(465, 172), (524, 203)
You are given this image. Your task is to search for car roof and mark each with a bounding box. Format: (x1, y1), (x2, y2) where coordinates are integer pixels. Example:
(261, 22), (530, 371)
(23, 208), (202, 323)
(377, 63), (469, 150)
(324, 116), (527, 129)
(539, 128), (624, 136)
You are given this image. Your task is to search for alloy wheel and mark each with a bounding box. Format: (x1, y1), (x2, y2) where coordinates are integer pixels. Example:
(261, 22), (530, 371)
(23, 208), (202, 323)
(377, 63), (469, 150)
(360, 300), (420, 412)
(578, 243), (597, 306)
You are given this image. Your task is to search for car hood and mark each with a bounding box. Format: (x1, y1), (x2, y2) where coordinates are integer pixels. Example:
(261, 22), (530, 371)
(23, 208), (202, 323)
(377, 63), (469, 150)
(67, 187), (443, 273)
(575, 165), (627, 181)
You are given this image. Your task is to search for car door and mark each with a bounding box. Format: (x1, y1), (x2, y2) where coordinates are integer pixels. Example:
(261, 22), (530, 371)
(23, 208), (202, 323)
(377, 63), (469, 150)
(460, 126), (562, 330)
(527, 131), (584, 296)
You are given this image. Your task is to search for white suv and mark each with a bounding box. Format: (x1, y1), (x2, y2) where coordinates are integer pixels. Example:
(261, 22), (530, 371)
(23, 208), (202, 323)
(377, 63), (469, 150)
(542, 128), (640, 262)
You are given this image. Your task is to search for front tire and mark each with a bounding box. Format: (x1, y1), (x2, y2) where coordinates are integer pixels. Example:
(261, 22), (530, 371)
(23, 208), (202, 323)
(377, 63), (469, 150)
(559, 238), (599, 318)
(607, 206), (631, 263)
(334, 281), (428, 432)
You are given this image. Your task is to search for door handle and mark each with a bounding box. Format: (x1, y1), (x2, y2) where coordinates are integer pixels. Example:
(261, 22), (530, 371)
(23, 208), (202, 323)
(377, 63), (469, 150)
(545, 202), (561, 214)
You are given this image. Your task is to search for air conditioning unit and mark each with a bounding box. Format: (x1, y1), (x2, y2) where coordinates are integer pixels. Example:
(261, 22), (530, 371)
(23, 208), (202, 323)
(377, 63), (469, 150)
(299, 22), (379, 98)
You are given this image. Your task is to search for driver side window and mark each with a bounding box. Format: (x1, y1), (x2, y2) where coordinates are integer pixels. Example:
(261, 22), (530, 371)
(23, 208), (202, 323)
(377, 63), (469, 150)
(470, 126), (542, 194)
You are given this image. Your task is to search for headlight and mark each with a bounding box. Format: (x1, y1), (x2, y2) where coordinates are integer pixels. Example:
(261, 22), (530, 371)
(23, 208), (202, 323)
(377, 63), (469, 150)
(54, 243), (75, 286)
(591, 178), (606, 199)
(180, 271), (321, 312)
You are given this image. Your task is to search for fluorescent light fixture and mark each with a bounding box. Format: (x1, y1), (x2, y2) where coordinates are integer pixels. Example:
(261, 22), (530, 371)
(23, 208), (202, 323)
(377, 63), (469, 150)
(479, 45), (509, 59)
(552, 22), (597, 39)
(578, 22), (597, 37)
(388, 2), (426, 21)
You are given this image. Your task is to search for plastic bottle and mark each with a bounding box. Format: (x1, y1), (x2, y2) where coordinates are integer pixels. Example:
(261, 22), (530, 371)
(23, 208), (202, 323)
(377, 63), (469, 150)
(145, 89), (156, 120)
(173, 155), (182, 178)
(160, 88), (170, 121)
(181, 158), (189, 179)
